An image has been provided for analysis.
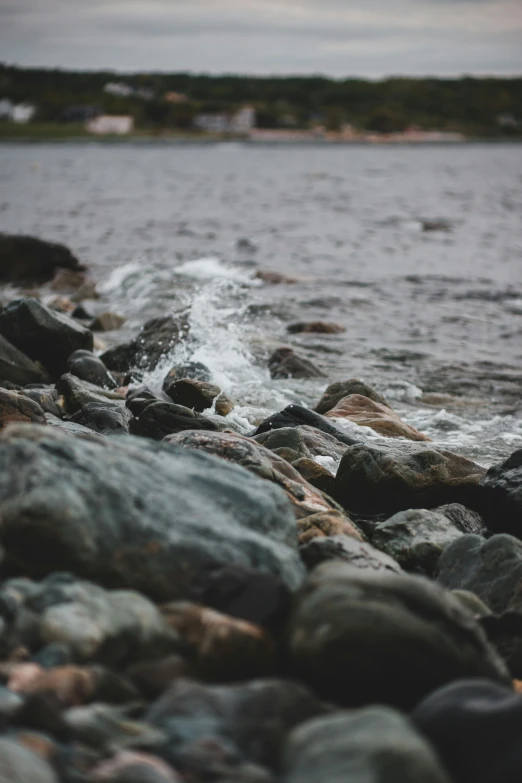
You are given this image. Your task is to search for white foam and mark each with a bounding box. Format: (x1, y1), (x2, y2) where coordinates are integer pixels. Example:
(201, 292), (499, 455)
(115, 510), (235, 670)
(314, 455), (338, 475)
(173, 257), (258, 285)
(100, 261), (142, 294)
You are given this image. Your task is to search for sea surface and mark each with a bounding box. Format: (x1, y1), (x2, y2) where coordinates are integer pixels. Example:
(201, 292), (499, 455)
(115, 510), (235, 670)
(1, 142), (522, 466)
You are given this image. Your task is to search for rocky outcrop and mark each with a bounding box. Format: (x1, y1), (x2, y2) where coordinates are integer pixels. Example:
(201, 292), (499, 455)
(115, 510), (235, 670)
(0, 388), (46, 430)
(325, 393), (430, 441)
(164, 378), (234, 416)
(101, 314), (189, 373)
(314, 378), (390, 414)
(0, 233), (85, 285)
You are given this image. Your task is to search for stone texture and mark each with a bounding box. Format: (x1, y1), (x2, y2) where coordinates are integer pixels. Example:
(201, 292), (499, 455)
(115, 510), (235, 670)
(435, 502), (487, 536)
(69, 402), (133, 435)
(0, 233), (85, 285)
(479, 449), (522, 536)
(299, 535), (401, 573)
(0, 388), (46, 430)
(164, 378), (234, 416)
(56, 373), (125, 414)
(325, 394), (430, 441)
(66, 350), (118, 390)
(101, 314), (190, 373)
(296, 510), (363, 545)
(0, 334), (49, 387)
(315, 378), (390, 414)
(19, 387), (64, 418)
(268, 348), (325, 380)
(133, 402), (220, 440)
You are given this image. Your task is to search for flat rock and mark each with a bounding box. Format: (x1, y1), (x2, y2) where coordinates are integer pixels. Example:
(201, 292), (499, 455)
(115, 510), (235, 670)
(0, 233), (85, 285)
(479, 449), (522, 536)
(0, 388), (46, 430)
(0, 334), (49, 386)
(287, 561), (509, 708)
(0, 426), (304, 602)
(101, 314), (190, 373)
(300, 535), (401, 573)
(325, 394), (430, 441)
(268, 348), (325, 380)
(315, 378), (390, 414)
(164, 378), (234, 416)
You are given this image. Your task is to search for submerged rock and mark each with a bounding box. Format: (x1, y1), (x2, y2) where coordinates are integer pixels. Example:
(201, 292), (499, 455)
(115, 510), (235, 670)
(0, 426), (304, 601)
(0, 334), (49, 387)
(479, 449), (522, 536)
(164, 378), (234, 416)
(314, 378), (390, 414)
(101, 314), (190, 373)
(287, 321), (345, 335)
(0, 388), (46, 430)
(287, 561), (509, 708)
(133, 402), (220, 440)
(0, 233), (85, 285)
(66, 350), (118, 390)
(284, 707), (450, 783)
(268, 348), (325, 380)
(325, 393), (430, 441)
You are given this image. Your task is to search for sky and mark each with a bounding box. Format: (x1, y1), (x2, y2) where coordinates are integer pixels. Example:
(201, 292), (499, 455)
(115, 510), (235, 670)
(1, 0), (521, 78)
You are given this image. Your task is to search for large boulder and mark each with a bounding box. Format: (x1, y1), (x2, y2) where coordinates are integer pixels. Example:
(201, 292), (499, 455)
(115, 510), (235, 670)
(479, 449), (522, 536)
(283, 707), (451, 783)
(0, 388), (46, 430)
(287, 561), (509, 709)
(0, 233), (85, 285)
(325, 394), (430, 441)
(0, 298), (93, 376)
(0, 334), (49, 386)
(314, 378), (390, 414)
(101, 314), (189, 373)
(0, 426), (304, 605)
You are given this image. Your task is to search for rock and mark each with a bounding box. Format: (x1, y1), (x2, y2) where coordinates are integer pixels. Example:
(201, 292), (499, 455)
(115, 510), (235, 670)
(47, 296), (74, 314)
(70, 402), (133, 435)
(69, 279), (100, 302)
(268, 348), (325, 380)
(254, 270), (297, 284)
(71, 303), (94, 320)
(20, 387), (64, 418)
(291, 457), (337, 497)
(164, 378), (234, 417)
(253, 405), (358, 447)
(163, 362), (212, 385)
(8, 664), (99, 708)
(296, 510), (363, 545)
(125, 387), (170, 417)
(0, 685), (23, 723)
(479, 449), (522, 536)
(56, 373), (125, 414)
(0, 737), (59, 783)
(0, 334), (49, 387)
(0, 426), (304, 601)
(146, 678), (323, 770)
(411, 679), (522, 783)
(0, 233), (85, 285)
(66, 350), (118, 390)
(50, 267), (88, 292)
(0, 298), (93, 376)
(300, 535), (401, 573)
(133, 402), (220, 440)
(287, 321), (345, 335)
(165, 430), (343, 520)
(90, 312), (127, 332)
(333, 443), (486, 515)
(254, 425), (347, 465)
(160, 602), (275, 681)
(101, 315), (190, 373)
(64, 703), (165, 752)
(435, 502), (487, 536)
(287, 561), (509, 708)
(325, 394), (430, 441)
(372, 508), (464, 575)
(283, 707), (451, 783)
(127, 656), (191, 700)
(315, 378), (390, 414)
(0, 388), (46, 430)
(44, 414), (103, 439)
(90, 751), (181, 782)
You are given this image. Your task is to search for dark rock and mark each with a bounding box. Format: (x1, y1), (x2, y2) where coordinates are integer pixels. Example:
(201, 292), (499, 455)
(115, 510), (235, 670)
(0, 388), (46, 430)
(0, 298), (93, 376)
(479, 449), (522, 535)
(133, 402), (220, 440)
(0, 737), (59, 782)
(89, 750), (181, 782)
(70, 402), (133, 435)
(127, 656), (191, 700)
(254, 425), (348, 464)
(163, 362), (212, 384)
(0, 233), (85, 285)
(287, 561), (509, 709)
(0, 426), (304, 601)
(56, 373), (125, 414)
(71, 303), (94, 320)
(101, 315), (190, 373)
(0, 334), (49, 387)
(325, 394), (430, 441)
(268, 348), (325, 380)
(254, 270), (297, 284)
(125, 386), (170, 417)
(372, 508), (464, 575)
(66, 350), (118, 390)
(284, 707), (451, 783)
(333, 443), (486, 515)
(435, 502), (488, 536)
(19, 387), (64, 418)
(89, 312), (126, 332)
(253, 405), (358, 447)
(64, 703), (164, 752)
(44, 414), (103, 439)
(287, 321), (345, 334)
(315, 378), (390, 414)
(300, 535), (401, 573)
(291, 456), (337, 497)
(411, 679), (522, 783)
(164, 378), (234, 416)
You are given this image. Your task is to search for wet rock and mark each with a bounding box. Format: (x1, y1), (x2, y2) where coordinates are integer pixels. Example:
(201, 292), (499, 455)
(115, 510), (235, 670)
(127, 656), (191, 700)
(287, 561), (509, 708)
(296, 510), (363, 545)
(325, 394), (430, 441)
(101, 315), (190, 373)
(64, 703), (164, 752)
(20, 387), (64, 418)
(66, 350), (118, 390)
(268, 348), (325, 380)
(50, 267), (88, 292)
(125, 387), (170, 417)
(56, 373), (125, 414)
(372, 508), (464, 575)
(165, 430), (342, 520)
(411, 679), (522, 783)
(435, 502), (488, 536)
(284, 707), (450, 783)
(0, 737), (59, 783)
(0, 334), (49, 387)
(90, 312), (127, 332)
(255, 425), (348, 467)
(479, 449), (522, 536)
(163, 362), (212, 385)
(314, 378), (390, 414)
(44, 414), (103, 439)
(287, 321), (345, 335)
(0, 388), (46, 430)
(89, 750), (181, 782)
(0, 426), (304, 600)
(160, 603), (276, 681)
(254, 270), (297, 284)
(291, 457), (337, 497)
(72, 303), (95, 320)
(133, 402), (220, 440)
(70, 403), (133, 435)
(300, 535), (401, 572)
(333, 443), (486, 515)
(253, 405), (358, 447)
(164, 378), (234, 416)
(0, 233), (85, 286)
(0, 298), (93, 376)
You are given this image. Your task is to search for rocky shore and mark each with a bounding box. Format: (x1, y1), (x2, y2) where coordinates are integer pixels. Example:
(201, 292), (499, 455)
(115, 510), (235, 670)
(0, 232), (521, 782)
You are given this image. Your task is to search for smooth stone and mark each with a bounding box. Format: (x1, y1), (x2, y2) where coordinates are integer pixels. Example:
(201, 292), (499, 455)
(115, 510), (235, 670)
(325, 394), (430, 441)
(50, 267), (88, 292)
(90, 312), (126, 332)
(163, 362), (212, 384)
(0, 426), (304, 601)
(372, 508), (464, 575)
(19, 387), (64, 418)
(287, 561), (509, 709)
(164, 378), (234, 416)
(125, 386), (170, 417)
(0, 737), (59, 783)
(101, 315), (190, 373)
(56, 373), (125, 414)
(314, 378), (390, 414)
(268, 348), (325, 380)
(0, 298), (93, 376)
(0, 388), (46, 430)
(479, 449), (522, 536)
(0, 233), (85, 285)
(66, 350), (118, 390)
(287, 321), (345, 334)
(435, 502), (488, 536)
(0, 334), (49, 387)
(70, 402), (133, 435)
(300, 535), (401, 572)
(284, 707), (451, 783)
(133, 402), (220, 440)
(253, 405), (358, 447)
(254, 425), (347, 465)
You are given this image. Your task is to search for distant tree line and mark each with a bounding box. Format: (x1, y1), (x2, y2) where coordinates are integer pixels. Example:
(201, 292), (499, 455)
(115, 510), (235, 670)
(1, 63), (521, 136)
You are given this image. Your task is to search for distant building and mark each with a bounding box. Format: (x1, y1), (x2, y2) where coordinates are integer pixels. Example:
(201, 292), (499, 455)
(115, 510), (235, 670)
(229, 106), (256, 133)
(164, 91), (188, 104)
(0, 99), (14, 119)
(194, 106), (256, 134)
(86, 115), (134, 135)
(193, 113), (230, 133)
(0, 100), (36, 123)
(62, 105), (101, 123)
(104, 82), (134, 97)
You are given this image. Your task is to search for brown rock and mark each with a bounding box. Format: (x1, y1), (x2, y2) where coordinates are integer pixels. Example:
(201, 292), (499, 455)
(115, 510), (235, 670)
(291, 456), (337, 497)
(164, 378), (234, 416)
(287, 321), (345, 334)
(297, 510), (364, 545)
(315, 379), (390, 414)
(0, 388), (46, 430)
(48, 296), (75, 314)
(51, 268), (88, 292)
(90, 312), (127, 332)
(325, 394), (430, 441)
(254, 270), (298, 284)
(8, 665), (96, 707)
(268, 348), (325, 380)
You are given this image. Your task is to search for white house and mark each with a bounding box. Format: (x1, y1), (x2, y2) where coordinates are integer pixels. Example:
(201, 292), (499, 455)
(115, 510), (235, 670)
(86, 115), (134, 135)
(104, 82), (134, 97)
(12, 103), (37, 123)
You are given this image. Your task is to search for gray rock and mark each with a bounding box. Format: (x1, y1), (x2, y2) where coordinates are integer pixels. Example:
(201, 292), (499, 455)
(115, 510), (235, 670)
(287, 561), (509, 709)
(56, 373), (125, 414)
(479, 449), (522, 536)
(314, 378), (390, 414)
(133, 402), (220, 440)
(0, 334), (49, 387)
(0, 232), (85, 285)
(254, 425), (347, 465)
(0, 426), (304, 602)
(435, 502), (487, 536)
(0, 298), (93, 377)
(283, 707), (450, 783)
(45, 413), (103, 439)
(300, 535), (401, 573)
(66, 350), (118, 390)
(101, 315), (190, 373)
(65, 703), (166, 751)
(268, 348), (325, 380)
(0, 737), (58, 783)
(0, 388), (46, 430)
(70, 402), (133, 435)
(372, 508), (465, 575)
(20, 386), (64, 418)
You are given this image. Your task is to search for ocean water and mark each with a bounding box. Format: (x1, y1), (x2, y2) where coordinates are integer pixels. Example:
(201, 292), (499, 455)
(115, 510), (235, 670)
(1, 142), (522, 465)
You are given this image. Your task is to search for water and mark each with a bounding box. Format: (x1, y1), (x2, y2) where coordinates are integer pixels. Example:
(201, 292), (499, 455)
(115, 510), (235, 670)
(1, 142), (522, 465)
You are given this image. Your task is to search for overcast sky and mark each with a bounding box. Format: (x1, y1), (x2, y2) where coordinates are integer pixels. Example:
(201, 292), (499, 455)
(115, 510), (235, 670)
(1, 0), (521, 77)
